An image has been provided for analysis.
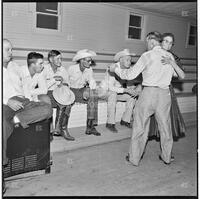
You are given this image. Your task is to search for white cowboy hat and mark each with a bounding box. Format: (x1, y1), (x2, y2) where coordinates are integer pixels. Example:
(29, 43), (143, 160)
(114, 49), (136, 62)
(53, 85), (75, 106)
(72, 49), (97, 62)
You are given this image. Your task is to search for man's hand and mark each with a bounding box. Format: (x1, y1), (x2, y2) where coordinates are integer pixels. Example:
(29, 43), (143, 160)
(135, 84), (142, 94)
(161, 56), (173, 65)
(54, 75), (63, 83)
(7, 99), (24, 111)
(124, 88), (137, 97)
(108, 64), (117, 73)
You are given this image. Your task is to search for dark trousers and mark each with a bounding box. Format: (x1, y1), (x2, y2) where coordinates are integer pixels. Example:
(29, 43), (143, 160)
(3, 97), (52, 166)
(70, 87), (99, 125)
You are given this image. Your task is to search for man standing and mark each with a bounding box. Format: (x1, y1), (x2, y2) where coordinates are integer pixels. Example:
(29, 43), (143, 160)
(67, 49), (101, 136)
(3, 39), (52, 192)
(42, 50), (75, 141)
(109, 32), (184, 166)
(105, 49), (142, 132)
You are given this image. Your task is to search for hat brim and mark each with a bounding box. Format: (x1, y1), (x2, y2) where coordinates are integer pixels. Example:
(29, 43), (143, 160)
(53, 87), (75, 106)
(73, 51), (96, 62)
(114, 53), (136, 62)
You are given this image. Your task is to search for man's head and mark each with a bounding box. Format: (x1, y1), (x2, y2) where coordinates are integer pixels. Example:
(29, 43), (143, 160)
(27, 52), (44, 74)
(146, 31), (162, 50)
(48, 50), (62, 68)
(161, 33), (175, 51)
(119, 55), (132, 69)
(73, 49), (96, 69)
(114, 49), (136, 69)
(3, 39), (13, 64)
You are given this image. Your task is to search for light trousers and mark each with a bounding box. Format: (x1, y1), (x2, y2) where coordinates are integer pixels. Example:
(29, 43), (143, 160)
(107, 91), (136, 124)
(128, 87), (173, 165)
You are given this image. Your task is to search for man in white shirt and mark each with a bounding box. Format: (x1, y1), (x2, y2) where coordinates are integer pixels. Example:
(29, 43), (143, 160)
(67, 49), (101, 136)
(109, 32), (185, 166)
(42, 50), (75, 141)
(105, 49), (142, 133)
(20, 52), (49, 102)
(3, 39), (52, 170)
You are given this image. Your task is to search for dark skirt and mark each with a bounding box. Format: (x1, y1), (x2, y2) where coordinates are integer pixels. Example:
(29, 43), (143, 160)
(148, 85), (186, 141)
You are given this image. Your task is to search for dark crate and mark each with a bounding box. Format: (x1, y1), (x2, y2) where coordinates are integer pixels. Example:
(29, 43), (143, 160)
(3, 119), (52, 178)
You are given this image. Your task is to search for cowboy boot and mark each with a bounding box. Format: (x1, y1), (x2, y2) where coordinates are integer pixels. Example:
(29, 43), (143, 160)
(85, 119), (101, 136)
(60, 114), (75, 141)
(53, 107), (64, 136)
(85, 119), (92, 135)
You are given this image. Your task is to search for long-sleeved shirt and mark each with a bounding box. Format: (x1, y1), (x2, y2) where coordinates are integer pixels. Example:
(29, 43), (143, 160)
(67, 64), (96, 89)
(20, 65), (48, 101)
(42, 63), (69, 91)
(114, 46), (177, 89)
(107, 63), (125, 93)
(3, 61), (24, 105)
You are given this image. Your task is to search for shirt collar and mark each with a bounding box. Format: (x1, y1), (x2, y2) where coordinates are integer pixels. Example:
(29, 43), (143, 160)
(152, 45), (162, 50)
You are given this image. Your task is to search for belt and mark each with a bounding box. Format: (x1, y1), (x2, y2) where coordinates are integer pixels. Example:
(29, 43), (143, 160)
(143, 85), (159, 88)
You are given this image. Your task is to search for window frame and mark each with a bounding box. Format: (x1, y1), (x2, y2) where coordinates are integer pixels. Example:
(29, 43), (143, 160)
(126, 12), (144, 42)
(185, 22), (197, 48)
(32, 2), (62, 35)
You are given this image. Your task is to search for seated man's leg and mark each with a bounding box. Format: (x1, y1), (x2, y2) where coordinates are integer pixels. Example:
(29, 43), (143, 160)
(59, 104), (75, 141)
(86, 88), (101, 136)
(71, 87), (101, 136)
(47, 90), (62, 135)
(106, 91), (118, 132)
(3, 105), (16, 166)
(16, 100), (52, 128)
(117, 94), (137, 128)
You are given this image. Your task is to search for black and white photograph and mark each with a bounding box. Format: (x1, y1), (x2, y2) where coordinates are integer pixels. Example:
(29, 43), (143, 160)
(2, 1), (197, 197)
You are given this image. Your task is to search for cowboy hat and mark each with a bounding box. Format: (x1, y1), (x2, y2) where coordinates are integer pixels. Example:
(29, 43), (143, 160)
(114, 49), (136, 62)
(72, 49), (97, 62)
(53, 85), (75, 105)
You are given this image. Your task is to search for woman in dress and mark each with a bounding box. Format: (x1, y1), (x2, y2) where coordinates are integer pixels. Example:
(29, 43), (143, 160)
(148, 33), (186, 142)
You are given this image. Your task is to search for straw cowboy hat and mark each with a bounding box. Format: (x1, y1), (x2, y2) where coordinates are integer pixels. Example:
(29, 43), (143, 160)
(72, 49), (97, 62)
(114, 49), (136, 62)
(53, 85), (75, 106)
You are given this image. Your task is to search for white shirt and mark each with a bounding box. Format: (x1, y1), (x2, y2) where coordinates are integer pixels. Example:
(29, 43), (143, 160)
(115, 46), (176, 89)
(20, 65), (48, 101)
(67, 64), (96, 89)
(3, 61), (24, 105)
(107, 63), (125, 93)
(42, 63), (69, 91)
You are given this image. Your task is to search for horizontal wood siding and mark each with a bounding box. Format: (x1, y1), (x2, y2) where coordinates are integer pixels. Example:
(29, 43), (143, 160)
(3, 3), (196, 58)
(3, 3), (197, 128)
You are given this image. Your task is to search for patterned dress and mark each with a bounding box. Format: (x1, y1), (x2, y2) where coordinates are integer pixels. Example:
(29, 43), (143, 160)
(148, 51), (186, 141)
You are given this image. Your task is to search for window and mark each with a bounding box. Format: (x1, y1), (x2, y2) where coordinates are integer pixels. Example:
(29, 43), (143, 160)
(35, 2), (61, 31)
(186, 24), (197, 47)
(128, 13), (143, 40)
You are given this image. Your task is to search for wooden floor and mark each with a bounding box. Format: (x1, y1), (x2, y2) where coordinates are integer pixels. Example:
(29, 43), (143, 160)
(4, 125), (197, 196)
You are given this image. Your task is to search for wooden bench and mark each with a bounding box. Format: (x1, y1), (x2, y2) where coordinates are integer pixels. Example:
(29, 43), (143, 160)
(12, 48), (197, 128)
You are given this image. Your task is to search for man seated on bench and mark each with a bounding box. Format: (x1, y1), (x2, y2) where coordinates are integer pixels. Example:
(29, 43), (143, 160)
(104, 49), (142, 132)
(42, 50), (75, 141)
(3, 39), (53, 169)
(66, 49), (101, 136)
